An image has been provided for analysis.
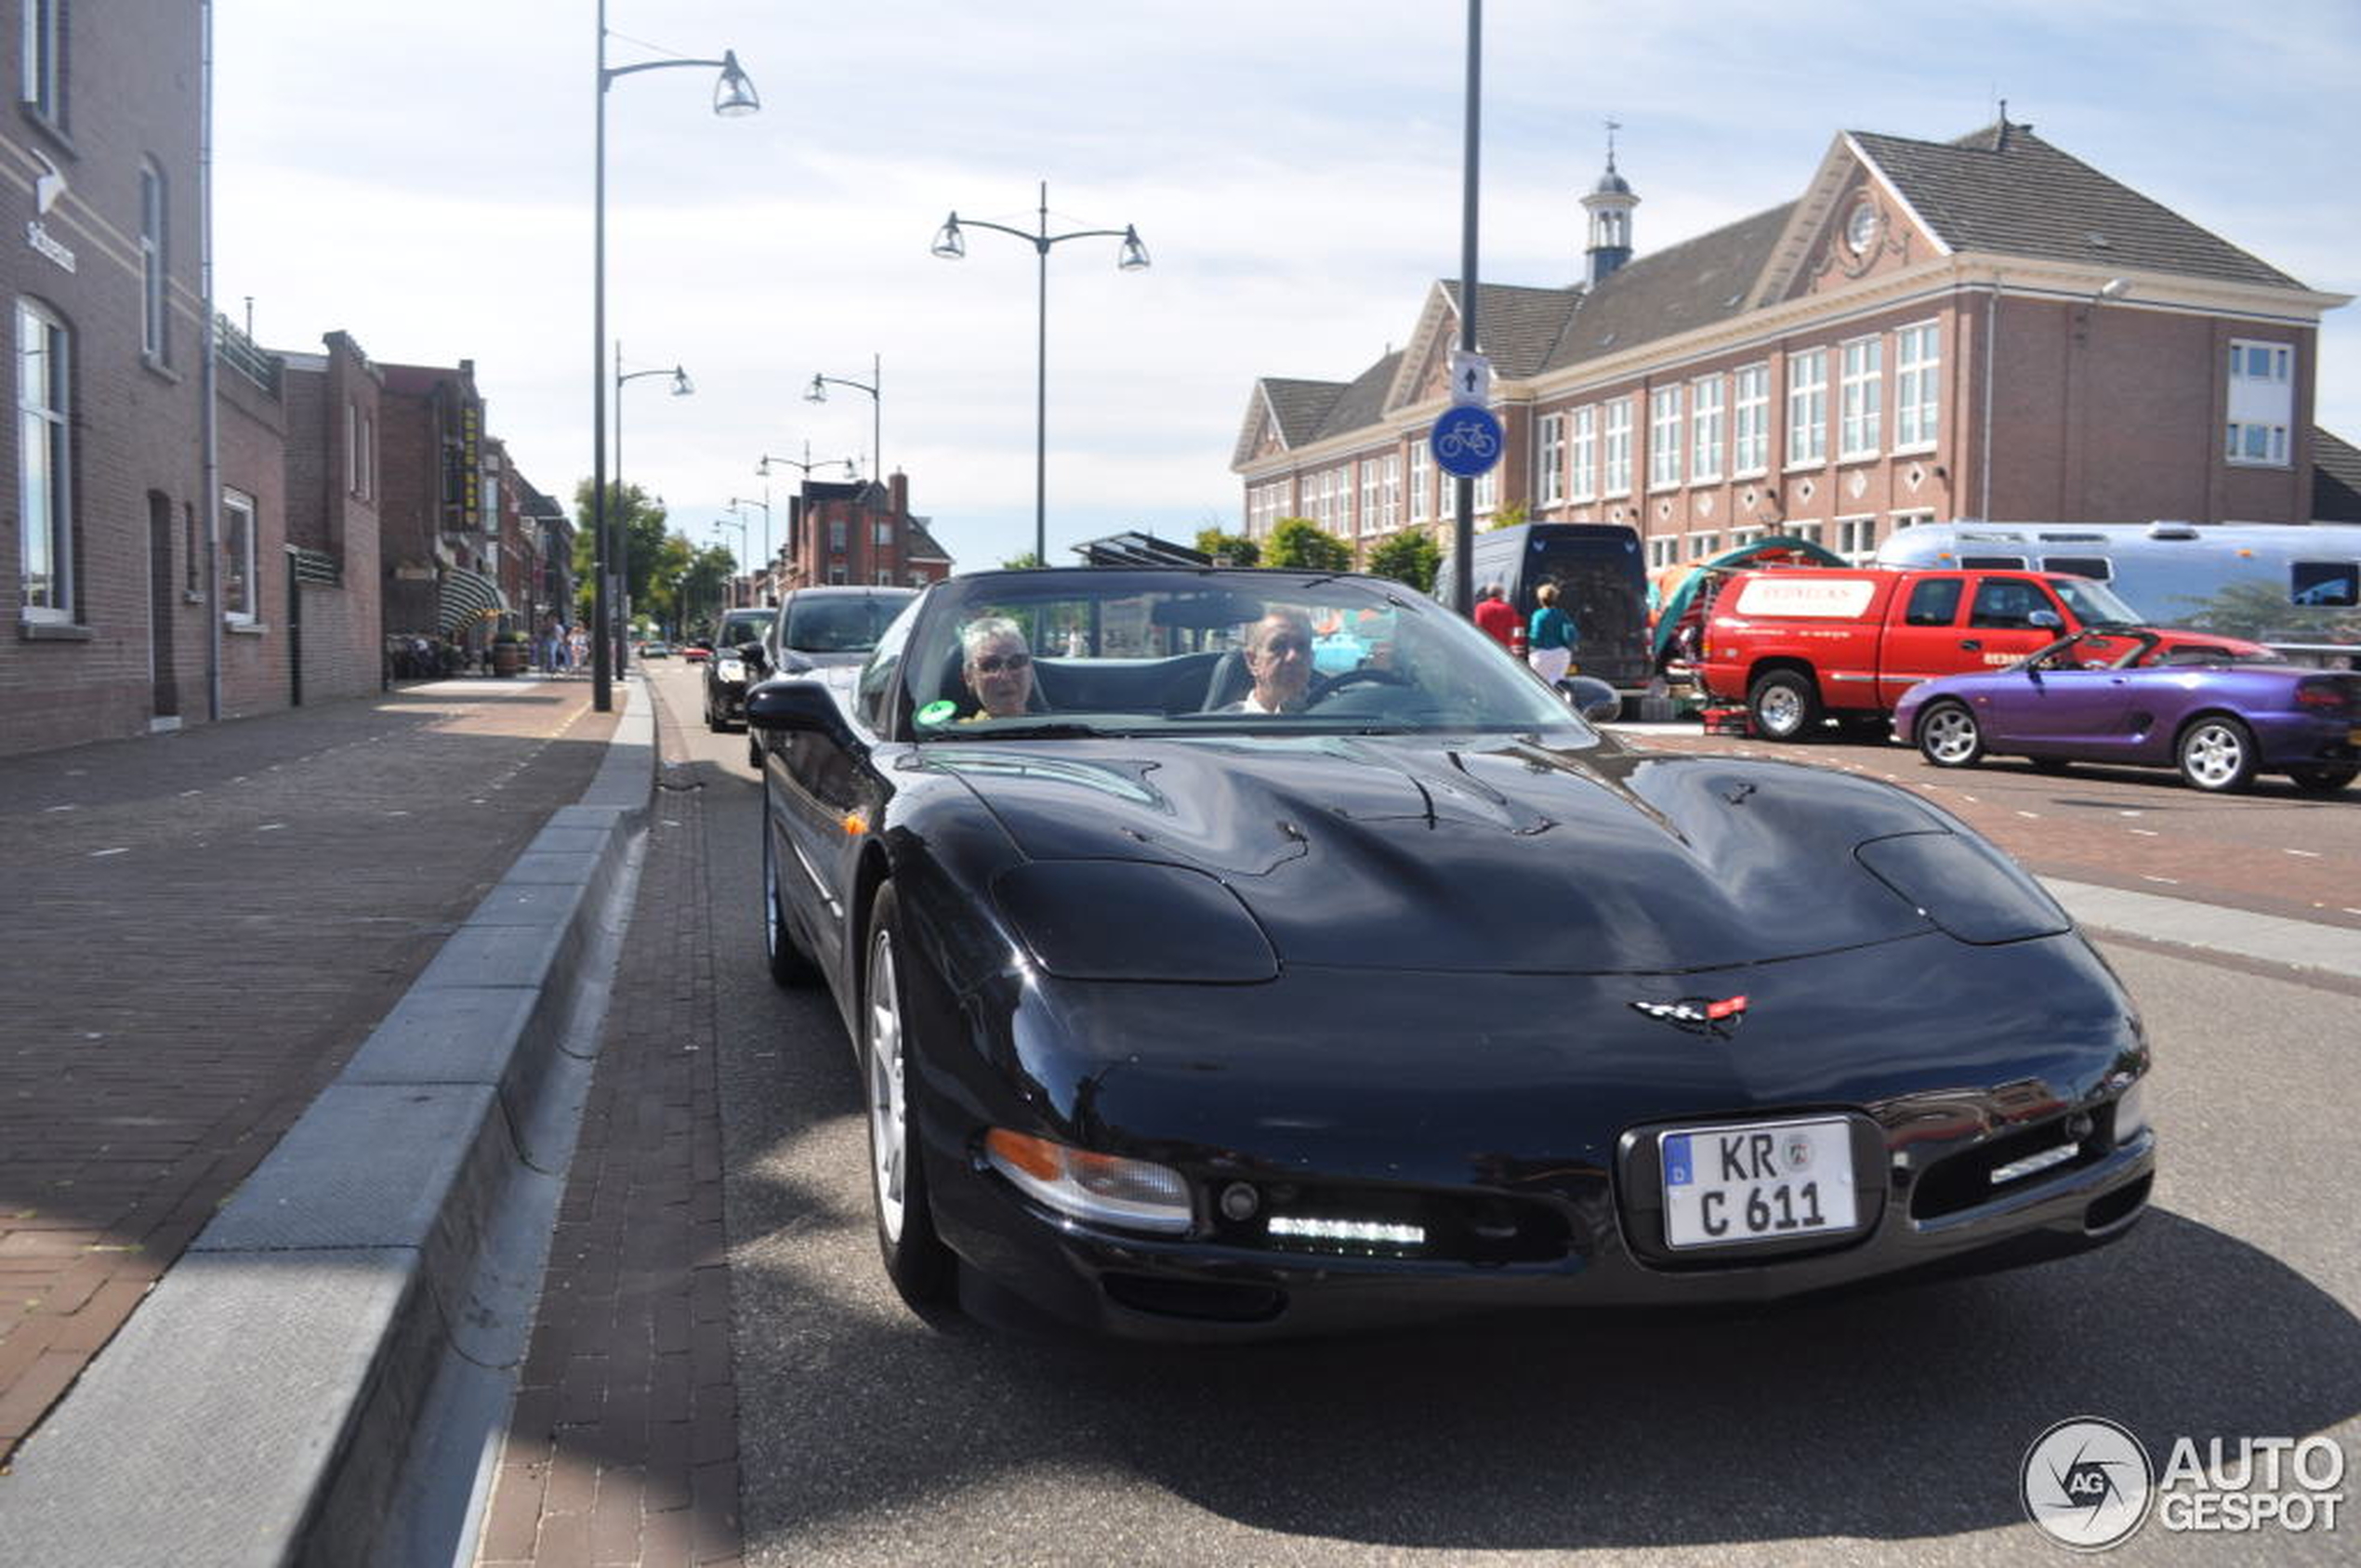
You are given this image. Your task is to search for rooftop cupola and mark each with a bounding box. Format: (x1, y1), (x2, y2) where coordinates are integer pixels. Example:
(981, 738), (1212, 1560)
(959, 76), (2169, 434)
(1581, 120), (1639, 286)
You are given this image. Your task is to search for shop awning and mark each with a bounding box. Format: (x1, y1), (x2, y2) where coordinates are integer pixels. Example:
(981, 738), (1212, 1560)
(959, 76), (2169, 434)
(436, 568), (508, 634)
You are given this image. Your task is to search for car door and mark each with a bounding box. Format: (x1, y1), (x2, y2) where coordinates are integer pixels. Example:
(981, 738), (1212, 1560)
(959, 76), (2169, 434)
(1981, 660), (2138, 757)
(1874, 576), (1968, 707)
(763, 600), (920, 978)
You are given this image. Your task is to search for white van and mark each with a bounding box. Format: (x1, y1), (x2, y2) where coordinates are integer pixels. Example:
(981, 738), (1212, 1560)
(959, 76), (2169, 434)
(1874, 520), (2361, 665)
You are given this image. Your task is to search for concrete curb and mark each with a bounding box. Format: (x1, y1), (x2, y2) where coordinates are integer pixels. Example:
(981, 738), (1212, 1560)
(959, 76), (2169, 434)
(0, 680), (657, 1568)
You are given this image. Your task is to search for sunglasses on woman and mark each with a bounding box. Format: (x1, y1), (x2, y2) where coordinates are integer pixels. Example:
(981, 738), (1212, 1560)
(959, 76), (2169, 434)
(971, 652), (1032, 673)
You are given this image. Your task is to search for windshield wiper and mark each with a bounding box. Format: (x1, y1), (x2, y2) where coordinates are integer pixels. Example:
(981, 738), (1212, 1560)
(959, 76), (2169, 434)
(944, 721), (1112, 740)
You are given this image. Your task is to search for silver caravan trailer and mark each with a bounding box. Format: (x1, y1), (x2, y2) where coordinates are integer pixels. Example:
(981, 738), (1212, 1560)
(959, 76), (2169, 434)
(1874, 520), (2361, 666)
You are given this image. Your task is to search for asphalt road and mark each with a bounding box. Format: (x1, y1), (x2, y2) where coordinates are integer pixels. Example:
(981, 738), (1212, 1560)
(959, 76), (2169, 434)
(650, 666), (2359, 1566)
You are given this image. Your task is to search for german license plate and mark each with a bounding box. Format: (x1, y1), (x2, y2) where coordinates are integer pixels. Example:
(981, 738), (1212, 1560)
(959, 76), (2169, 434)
(1659, 1117), (1859, 1249)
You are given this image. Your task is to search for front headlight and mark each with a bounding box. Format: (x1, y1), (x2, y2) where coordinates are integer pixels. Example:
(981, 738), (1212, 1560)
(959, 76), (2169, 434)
(984, 1128), (1194, 1233)
(1853, 831), (2071, 944)
(2113, 1075), (2149, 1146)
(717, 658), (745, 681)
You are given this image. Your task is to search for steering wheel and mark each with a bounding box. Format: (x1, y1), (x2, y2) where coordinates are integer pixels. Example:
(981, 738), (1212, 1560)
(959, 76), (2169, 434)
(1305, 666), (1413, 706)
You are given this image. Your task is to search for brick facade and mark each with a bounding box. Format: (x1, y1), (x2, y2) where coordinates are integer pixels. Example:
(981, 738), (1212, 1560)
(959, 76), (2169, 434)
(1, 0), (206, 756)
(770, 472), (951, 600)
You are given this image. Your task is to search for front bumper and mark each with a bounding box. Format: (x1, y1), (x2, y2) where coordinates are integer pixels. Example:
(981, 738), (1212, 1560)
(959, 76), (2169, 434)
(914, 932), (2153, 1340)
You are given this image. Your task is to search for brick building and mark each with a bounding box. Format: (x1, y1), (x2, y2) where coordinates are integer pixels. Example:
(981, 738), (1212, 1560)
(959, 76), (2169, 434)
(275, 330), (387, 703)
(1234, 122), (2353, 573)
(2, 0), (206, 756)
(770, 472), (952, 598)
(377, 360), (508, 657)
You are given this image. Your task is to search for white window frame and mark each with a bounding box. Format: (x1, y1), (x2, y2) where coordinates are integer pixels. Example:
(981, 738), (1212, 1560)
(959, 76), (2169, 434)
(874, 569), (893, 586)
(874, 518), (893, 547)
(221, 488), (258, 625)
(1409, 442), (1431, 523)
(1646, 535), (1681, 569)
(140, 163), (168, 364)
(1781, 520), (1824, 546)
(1836, 513), (1878, 564)
(1686, 531), (1721, 560)
(1839, 336), (1882, 460)
(2225, 338), (2294, 468)
(1787, 349), (1828, 468)
(1894, 322), (1939, 452)
(1648, 385), (1683, 491)
(1569, 405), (1598, 501)
(1537, 413), (1566, 506)
(1474, 462), (1498, 515)
(20, 0), (61, 123)
(1732, 363), (1770, 476)
(1381, 453), (1401, 532)
(1690, 375), (1725, 484)
(17, 297), (71, 623)
(1603, 396), (1633, 497)
(1360, 457), (1381, 536)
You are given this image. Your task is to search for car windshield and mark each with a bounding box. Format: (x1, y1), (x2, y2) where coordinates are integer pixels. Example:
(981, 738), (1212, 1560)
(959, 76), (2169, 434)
(785, 594), (912, 652)
(715, 612), (772, 648)
(899, 570), (1593, 741)
(2048, 576), (2143, 626)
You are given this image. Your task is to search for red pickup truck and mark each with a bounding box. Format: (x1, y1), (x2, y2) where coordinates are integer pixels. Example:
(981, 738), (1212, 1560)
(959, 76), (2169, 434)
(1696, 567), (2265, 740)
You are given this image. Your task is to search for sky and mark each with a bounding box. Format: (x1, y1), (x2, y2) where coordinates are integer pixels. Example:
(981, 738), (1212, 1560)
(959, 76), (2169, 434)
(213, 1), (2361, 577)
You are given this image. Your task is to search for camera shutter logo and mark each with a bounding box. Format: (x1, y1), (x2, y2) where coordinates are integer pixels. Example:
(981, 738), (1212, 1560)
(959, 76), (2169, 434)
(2023, 1416), (2155, 1550)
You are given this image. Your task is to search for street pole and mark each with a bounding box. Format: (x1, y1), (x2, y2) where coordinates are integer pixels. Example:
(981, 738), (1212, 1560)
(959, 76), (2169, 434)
(592, 0), (611, 710)
(1035, 186), (1049, 566)
(1453, 0), (1481, 619)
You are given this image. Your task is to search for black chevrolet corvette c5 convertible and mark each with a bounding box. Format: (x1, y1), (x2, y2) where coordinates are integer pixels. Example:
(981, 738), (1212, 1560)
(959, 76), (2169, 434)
(746, 567), (2154, 1338)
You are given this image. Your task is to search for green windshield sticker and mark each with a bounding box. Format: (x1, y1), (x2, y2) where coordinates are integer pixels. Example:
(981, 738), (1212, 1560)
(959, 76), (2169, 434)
(917, 699), (957, 726)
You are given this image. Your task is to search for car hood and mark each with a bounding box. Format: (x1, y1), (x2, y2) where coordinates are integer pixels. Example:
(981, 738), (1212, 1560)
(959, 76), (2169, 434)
(917, 734), (1966, 974)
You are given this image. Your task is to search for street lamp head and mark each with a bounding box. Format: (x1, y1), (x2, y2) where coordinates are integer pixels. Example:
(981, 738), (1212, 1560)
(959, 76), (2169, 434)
(803, 374), (826, 404)
(713, 50), (759, 117)
(1117, 225), (1152, 272)
(668, 366), (694, 396)
(930, 215), (966, 260)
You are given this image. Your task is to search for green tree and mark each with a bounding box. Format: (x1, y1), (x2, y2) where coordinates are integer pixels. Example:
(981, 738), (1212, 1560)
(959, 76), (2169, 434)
(570, 480), (672, 609)
(1195, 528), (1260, 567)
(1484, 500), (1530, 532)
(1366, 529), (1441, 593)
(1264, 517), (1352, 572)
(1001, 550), (1043, 570)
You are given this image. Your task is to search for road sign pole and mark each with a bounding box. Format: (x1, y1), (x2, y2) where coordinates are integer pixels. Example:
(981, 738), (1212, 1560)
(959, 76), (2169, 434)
(1453, 0), (1481, 618)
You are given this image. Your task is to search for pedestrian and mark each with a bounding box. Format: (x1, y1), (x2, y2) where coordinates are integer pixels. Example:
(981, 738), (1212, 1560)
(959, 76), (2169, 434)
(1472, 582), (1519, 650)
(1527, 581), (1577, 684)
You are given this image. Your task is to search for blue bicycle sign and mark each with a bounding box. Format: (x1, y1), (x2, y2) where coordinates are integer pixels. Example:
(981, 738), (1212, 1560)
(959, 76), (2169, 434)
(1431, 405), (1504, 479)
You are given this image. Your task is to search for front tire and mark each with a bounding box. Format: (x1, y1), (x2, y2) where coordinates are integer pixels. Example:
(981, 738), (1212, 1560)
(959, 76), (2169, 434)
(1917, 700), (1985, 769)
(2288, 764), (2358, 793)
(1748, 670), (1823, 741)
(2178, 716), (2258, 793)
(862, 885), (955, 1308)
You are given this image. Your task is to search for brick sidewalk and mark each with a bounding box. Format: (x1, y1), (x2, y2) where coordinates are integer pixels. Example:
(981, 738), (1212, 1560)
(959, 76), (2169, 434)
(477, 678), (741, 1568)
(0, 678), (614, 1466)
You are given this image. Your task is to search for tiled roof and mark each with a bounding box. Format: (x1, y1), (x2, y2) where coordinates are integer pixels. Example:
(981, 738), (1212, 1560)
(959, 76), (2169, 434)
(2314, 428), (2361, 523)
(904, 517), (953, 562)
(1439, 283), (1584, 378)
(1261, 377), (1348, 447)
(1306, 350), (1405, 444)
(1853, 125), (2307, 290)
(1540, 203), (1797, 374)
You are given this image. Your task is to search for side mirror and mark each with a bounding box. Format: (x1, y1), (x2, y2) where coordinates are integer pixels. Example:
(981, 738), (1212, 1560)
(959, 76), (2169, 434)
(1558, 674), (1622, 723)
(745, 677), (841, 734)
(2027, 608), (2062, 629)
(736, 640), (768, 669)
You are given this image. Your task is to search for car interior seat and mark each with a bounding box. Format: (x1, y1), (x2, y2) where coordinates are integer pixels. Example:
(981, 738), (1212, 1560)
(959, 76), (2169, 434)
(1200, 650), (1253, 710)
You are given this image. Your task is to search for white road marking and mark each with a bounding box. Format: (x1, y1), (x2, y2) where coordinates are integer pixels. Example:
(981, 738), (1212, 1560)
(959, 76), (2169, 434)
(2142, 875), (2180, 885)
(90, 848), (128, 858)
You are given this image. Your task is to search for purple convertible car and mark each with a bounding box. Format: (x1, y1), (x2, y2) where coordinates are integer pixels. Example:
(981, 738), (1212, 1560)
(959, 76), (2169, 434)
(1893, 629), (2361, 794)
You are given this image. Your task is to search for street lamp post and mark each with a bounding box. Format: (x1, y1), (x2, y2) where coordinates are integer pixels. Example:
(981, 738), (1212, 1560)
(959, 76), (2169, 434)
(613, 348), (692, 676)
(592, 5), (757, 712)
(712, 514), (748, 608)
(725, 494), (772, 599)
(803, 353), (881, 483)
(931, 182), (1149, 566)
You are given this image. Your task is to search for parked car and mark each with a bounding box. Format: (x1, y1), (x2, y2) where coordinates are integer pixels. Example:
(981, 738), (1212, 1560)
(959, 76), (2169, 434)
(701, 607), (782, 731)
(1893, 627), (2361, 793)
(739, 586), (917, 763)
(1696, 565), (2268, 740)
(638, 641), (672, 659)
(746, 566), (2154, 1339)
(681, 643), (711, 663)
